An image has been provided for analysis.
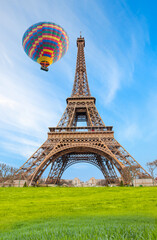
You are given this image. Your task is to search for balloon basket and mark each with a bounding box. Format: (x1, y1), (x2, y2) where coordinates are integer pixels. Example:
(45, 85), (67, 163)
(41, 66), (48, 72)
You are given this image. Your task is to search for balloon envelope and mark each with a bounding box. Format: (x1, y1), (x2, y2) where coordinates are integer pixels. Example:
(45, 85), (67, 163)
(22, 22), (69, 70)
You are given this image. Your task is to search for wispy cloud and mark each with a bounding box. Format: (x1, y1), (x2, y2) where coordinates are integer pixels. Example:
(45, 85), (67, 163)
(84, 1), (149, 104)
(117, 122), (142, 143)
(1, 139), (39, 159)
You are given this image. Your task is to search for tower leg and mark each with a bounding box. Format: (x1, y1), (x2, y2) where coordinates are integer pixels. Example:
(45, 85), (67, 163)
(46, 156), (68, 184)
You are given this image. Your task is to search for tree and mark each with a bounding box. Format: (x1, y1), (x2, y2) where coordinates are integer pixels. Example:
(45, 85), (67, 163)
(147, 160), (157, 178)
(0, 163), (17, 183)
(122, 165), (140, 186)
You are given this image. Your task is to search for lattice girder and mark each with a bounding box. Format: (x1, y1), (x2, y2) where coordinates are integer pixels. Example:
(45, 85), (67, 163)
(29, 130), (150, 185)
(12, 129), (151, 186)
(13, 139), (57, 180)
(71, 37), (91, 97)
(57, 98), (105, 128)
(28, 134), (137, 185)
(46, 152), (119, 185)
(105, 138), (150, 179)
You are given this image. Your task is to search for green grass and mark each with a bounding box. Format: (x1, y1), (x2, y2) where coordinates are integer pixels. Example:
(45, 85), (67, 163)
(0, 187), (156, 239)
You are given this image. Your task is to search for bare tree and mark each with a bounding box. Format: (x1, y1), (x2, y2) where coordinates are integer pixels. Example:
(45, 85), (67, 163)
(147, 160), (157, 179)
(0, 163), (17, 183)
(121, 165), (140, 186)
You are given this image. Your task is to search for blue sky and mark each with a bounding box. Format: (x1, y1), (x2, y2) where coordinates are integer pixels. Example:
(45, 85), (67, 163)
(0, 0), (157, 181)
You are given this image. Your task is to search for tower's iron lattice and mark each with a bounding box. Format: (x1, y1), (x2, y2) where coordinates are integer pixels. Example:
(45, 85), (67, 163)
(12, 36), (150, 185)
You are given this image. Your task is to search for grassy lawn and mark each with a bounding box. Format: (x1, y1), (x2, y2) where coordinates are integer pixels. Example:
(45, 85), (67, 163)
(0, 187), (156, 239)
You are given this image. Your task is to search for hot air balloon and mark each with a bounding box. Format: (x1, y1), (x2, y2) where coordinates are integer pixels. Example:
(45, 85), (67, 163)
(22, 22), (69, 71)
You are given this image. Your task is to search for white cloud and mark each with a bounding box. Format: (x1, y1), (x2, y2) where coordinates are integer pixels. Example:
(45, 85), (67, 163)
(122, 123), (141, 141)
(80, 1), (149, 105)
(1, 141), (38, 159)
(0, 95), (17, 109)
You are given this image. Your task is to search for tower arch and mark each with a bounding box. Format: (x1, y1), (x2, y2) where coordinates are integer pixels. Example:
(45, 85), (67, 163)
(30, 143), (125, 185)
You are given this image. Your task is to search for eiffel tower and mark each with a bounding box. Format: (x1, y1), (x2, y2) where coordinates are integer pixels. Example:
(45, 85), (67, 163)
(13, 36), (150, 186)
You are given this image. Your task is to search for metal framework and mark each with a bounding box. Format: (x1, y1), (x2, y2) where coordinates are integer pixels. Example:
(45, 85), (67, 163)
(45, 153), (119, 184)
(12, 36), (151, 185)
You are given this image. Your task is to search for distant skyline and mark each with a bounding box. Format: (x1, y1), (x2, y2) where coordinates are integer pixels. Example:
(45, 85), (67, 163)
(0, 0), (157, 181)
